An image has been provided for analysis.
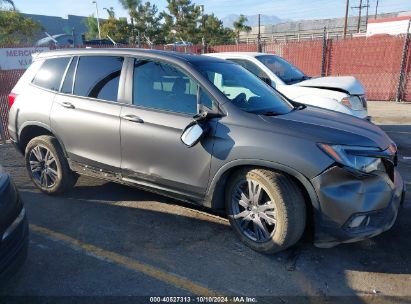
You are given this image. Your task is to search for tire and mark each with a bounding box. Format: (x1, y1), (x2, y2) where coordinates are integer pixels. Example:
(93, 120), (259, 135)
(225, 168), (306, 254)
(25, 135), (78, 195)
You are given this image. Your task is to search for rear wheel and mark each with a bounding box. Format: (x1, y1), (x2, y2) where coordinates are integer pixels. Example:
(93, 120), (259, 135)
(225, 168), (306, 254)
(25, 135), (78, 195)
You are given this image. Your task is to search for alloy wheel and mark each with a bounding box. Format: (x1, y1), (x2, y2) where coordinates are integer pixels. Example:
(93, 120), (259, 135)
(231, 179), (277, 242)
(29, 145), (58, 189)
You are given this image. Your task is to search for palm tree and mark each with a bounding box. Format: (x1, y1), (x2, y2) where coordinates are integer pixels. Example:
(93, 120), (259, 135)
(233, 14), (251, 44)
(118, 0), (140, 43)
(103, 7), (115, 18)
(1, 0), (15, 10)
(84, 15), (99, 40)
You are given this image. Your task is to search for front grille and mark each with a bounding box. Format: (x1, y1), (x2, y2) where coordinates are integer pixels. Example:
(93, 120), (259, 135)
(382, 158), (395, 182)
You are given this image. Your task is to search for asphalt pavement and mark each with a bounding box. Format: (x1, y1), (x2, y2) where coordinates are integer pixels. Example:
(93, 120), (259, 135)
(0, 101), (410, 303)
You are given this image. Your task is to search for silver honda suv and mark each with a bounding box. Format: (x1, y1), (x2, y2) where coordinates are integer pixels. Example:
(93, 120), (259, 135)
(7, 49), (405, 253)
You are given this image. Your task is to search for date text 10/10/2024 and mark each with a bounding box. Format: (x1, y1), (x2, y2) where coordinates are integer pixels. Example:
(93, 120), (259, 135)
(149, 297), (258, 303)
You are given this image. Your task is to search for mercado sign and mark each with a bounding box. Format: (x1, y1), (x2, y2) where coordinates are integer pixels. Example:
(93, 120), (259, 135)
(0, 47), (49, 70)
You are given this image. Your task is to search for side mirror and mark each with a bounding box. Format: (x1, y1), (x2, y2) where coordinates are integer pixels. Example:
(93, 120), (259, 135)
(181, 121), (209, 147)
(259, 76), (273, 87)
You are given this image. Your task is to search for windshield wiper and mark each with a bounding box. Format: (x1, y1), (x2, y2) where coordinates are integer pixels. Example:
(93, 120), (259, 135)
(293, 103), (307, 111)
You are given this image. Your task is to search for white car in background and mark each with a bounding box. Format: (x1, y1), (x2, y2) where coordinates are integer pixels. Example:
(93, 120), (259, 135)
(206, 52), (369, 119)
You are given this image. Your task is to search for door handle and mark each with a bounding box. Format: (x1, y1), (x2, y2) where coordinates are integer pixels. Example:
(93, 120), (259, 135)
(60, 101), (75, 109)
(122, 114), (144, 123)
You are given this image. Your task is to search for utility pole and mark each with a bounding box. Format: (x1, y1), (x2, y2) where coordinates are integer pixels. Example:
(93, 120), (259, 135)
(257, 14), (262, 52)
(375, 0), (379, 19)
(92, 0), (101, 39)
(71, 27), (75, 47)
(351, 0), (369, 33)
(199, 4), (205, 54)
(357, 0), (363, 33)
(365, 0), (370, 30)
(343, 0), (349, 38)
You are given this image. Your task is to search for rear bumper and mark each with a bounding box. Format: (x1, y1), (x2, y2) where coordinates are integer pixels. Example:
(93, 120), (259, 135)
(311, 166), (404, 248)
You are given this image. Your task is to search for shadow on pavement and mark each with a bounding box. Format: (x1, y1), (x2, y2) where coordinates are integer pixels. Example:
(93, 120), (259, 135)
(1, 179), (408, 299)
(0, 123), (410, 299)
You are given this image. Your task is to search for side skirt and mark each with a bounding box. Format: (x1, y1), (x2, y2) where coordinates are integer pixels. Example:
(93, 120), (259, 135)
(68, 159), (209, 207)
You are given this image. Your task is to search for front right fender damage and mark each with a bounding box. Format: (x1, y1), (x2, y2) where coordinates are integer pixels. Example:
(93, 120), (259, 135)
(311, 166), (404, 248)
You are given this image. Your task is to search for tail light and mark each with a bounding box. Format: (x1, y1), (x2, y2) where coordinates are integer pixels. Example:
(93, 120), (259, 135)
(8, 93), (17, 109)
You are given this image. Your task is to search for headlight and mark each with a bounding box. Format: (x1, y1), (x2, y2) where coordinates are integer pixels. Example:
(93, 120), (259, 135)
(318, 144), (385, 173)
(341, 96), (364, 111)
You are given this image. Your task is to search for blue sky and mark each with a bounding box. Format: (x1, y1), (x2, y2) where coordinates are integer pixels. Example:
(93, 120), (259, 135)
(9, 0), (411, 21)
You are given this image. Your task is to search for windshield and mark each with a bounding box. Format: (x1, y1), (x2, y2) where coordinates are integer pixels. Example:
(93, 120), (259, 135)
(256, 55), (309, 85)
(195, 62), (293, 115)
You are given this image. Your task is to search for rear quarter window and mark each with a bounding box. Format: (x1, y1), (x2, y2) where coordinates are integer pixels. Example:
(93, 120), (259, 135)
(32, 57), (70, 91)
(12, 60), (44, 93)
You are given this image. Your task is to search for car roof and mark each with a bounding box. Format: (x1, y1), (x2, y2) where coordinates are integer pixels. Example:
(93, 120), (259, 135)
(35, 48), (227, 65)
(205, 52), (275, 58)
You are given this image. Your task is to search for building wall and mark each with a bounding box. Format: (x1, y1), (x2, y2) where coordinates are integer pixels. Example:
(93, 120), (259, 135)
(240, 11), (410, 42)
(22, 13), (102, 45)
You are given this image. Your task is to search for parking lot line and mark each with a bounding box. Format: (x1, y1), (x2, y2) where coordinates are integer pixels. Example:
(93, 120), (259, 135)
(30, 224), (218, 296)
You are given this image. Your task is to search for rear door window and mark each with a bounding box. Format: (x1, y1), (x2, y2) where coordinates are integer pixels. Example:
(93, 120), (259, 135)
(73, 56), (124, 102)
(32, 57), (70, 91)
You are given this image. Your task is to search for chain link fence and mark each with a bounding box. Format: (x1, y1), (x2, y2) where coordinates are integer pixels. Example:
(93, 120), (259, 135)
(0, 69), (24, 142)
(1, 35), (410, 141)
(266, 35), (411, 101)
(326, 36), (406, 101)
(404, 45), (411, 101)
(265, 39), (324, 77)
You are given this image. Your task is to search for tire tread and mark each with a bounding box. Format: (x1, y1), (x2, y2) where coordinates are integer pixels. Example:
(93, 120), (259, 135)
(25, 135), (77, 195)
(225, 167), (306, 254)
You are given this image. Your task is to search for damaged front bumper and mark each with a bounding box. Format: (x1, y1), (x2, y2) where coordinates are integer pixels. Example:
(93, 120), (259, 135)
(311, 166), (405, 248)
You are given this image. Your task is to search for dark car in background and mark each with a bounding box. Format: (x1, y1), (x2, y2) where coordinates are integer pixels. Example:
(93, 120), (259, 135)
(7, 49), (405, 253)
(83, 39), (115, 46)
(0, 171), (28, 281)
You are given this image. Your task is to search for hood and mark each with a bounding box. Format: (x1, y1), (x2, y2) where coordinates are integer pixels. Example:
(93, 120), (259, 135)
(294, 76), (365, 95)
(261, 106), (392, 150)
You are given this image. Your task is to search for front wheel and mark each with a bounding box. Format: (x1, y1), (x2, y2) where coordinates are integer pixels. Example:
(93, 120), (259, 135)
(225, 168), (306, 254)
(25, 135), (78, 195)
